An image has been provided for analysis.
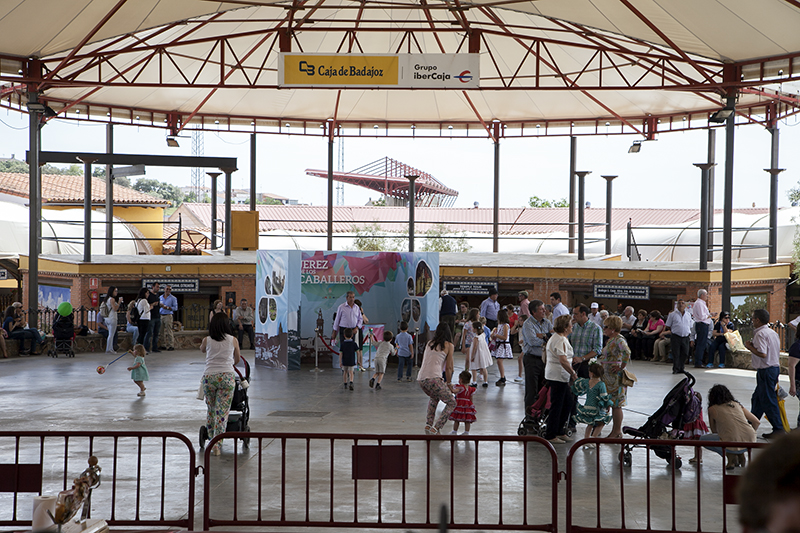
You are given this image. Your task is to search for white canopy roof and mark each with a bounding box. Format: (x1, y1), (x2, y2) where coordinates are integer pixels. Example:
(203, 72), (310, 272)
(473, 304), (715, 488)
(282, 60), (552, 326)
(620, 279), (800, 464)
(1, 1), (799, 131)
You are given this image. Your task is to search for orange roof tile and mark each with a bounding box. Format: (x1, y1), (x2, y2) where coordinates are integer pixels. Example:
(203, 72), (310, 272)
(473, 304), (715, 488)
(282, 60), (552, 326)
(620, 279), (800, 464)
(0, 172), (171, 206)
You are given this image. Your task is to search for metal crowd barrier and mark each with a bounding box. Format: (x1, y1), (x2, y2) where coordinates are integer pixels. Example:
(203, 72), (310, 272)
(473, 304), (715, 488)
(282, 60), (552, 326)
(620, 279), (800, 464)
(565, 437), (768, 533)
(0, 431), (197, 530)
(203, 432), (560, 531)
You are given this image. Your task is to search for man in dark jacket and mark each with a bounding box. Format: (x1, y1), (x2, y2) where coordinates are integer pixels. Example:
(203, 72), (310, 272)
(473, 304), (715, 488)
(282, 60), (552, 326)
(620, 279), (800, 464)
(439, 289), (458, 340)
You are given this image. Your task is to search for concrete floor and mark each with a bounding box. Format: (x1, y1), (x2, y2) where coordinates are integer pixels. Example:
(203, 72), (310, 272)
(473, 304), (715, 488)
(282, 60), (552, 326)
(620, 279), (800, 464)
(1, 349), (796, 532)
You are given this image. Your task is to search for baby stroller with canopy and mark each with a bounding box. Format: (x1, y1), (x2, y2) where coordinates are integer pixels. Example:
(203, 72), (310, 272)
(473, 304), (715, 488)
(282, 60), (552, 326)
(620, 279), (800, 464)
(620, 371), (702, 469)
(199, 357), (252, 449)
(517, 382), (575, 438)
(49, 313), (75, 358)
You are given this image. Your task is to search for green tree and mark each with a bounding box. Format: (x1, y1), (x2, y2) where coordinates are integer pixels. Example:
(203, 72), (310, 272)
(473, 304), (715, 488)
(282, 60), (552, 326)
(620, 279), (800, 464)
(132, 178), (184, 206)
(789, 184), (800, 205)
(114, 176), (132, 188)
(528, 196), (569, 208)
(420, 223), (471, 252)
(730, 294), (768, 324)
(244, 197), (283, 205)
(0, 159), (29, 173)
(350, 223), (397, 251)
(371, 197), (386, 206)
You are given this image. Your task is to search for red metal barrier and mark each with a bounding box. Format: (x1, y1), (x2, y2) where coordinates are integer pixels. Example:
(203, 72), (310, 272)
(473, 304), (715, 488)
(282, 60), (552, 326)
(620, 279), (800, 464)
(565, 437), (768, 533)
(0, 431), (197, 530)
(203, 432), (560, 531)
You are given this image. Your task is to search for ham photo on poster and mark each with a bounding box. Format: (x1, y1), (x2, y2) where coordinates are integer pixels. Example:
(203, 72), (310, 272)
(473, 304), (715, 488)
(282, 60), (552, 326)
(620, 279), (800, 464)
(258, 298), (268, 324)
(415, 261), (432, 296)
(407, 277), (415, 296)
(401, 298), (412, 323)
(412, 300), (421, 322)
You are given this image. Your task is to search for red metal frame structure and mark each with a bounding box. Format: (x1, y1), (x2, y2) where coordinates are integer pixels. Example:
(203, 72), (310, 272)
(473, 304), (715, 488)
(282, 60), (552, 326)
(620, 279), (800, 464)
(306, 157), (459, 207)
(0, 431), (197, 530)
(0, 1), (799, 137)
(202, 431), (560, 531)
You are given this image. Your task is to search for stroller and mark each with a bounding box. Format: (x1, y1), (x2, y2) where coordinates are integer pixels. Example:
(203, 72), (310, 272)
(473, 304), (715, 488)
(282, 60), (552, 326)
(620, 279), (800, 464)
(199, 357), (251, 449)
(620, 372), (701, 469)
(517, 382), (575, 439)
(49, 314), (75, 358)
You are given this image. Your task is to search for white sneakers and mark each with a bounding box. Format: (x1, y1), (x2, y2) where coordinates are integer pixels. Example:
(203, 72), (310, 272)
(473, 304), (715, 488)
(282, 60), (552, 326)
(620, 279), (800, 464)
(514, 376), (524, 382)
(137, 391), (146, 397)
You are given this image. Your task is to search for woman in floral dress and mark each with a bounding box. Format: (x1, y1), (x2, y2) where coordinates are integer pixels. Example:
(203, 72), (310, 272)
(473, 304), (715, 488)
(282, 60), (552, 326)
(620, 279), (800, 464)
(597, 315), (631, 438)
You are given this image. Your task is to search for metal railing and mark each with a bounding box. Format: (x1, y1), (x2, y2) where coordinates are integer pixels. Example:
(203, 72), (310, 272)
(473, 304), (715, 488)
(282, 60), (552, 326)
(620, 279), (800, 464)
(0, 431), (197, 530)
(203, 432), (560, 532)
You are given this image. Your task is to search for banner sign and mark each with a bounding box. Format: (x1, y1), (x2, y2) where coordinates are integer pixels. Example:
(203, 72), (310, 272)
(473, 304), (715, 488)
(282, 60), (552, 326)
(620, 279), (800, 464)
(593, 284), (650, 300)
(279, 53), (479, 88)
(443, 281), (498, 296)
(142, 278), (200, 293)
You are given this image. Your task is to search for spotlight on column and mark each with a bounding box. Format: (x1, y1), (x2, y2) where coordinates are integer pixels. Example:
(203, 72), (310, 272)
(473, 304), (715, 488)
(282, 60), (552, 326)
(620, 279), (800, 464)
(166, 136), (180, 148)
(709, 107), (734, 123)
(628, 140), (642, 153)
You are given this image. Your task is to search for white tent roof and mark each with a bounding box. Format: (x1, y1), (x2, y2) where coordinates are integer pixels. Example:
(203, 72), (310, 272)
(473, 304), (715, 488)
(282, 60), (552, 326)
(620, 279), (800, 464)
(1, 1), (799, 129)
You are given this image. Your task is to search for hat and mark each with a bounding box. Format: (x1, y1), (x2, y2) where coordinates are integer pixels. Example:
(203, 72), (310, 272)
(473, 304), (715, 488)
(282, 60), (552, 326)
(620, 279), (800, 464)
(440, 289), (448, 296)
(590, 302), (599, 309)
(518, 291), (528, 299)
(488, 287), (498, 296)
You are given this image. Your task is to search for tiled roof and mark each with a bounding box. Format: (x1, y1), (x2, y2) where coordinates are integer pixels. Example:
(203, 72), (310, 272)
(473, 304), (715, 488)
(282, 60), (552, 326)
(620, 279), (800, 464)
(0, 172), (171, 206)
(170, 204), (772, 235)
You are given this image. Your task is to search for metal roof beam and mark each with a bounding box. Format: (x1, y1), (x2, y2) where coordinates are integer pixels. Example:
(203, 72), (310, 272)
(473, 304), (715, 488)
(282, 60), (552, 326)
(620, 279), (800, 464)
(29, 151), (237, 171)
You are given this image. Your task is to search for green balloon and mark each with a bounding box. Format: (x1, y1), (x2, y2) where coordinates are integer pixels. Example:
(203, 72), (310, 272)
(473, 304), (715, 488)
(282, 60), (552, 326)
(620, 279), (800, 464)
(57, 302), (73, 317)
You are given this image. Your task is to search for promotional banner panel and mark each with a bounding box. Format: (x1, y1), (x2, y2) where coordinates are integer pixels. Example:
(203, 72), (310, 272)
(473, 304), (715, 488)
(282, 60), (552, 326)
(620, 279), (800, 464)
(279, 53), (479, 88)
(256, 250), (439, 370)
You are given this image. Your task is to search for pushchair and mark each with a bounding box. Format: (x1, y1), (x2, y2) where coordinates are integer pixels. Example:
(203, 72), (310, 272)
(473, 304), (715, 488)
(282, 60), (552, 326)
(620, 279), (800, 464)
(517, 382), (575, 438)
(49, 314), (75, 358)
(199, 357), (251, 449)
(620, 371), (701, 469)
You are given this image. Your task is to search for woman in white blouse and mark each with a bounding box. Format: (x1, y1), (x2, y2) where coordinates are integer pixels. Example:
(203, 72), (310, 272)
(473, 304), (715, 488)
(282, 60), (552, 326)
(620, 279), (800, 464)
(543, 314), (578, 444)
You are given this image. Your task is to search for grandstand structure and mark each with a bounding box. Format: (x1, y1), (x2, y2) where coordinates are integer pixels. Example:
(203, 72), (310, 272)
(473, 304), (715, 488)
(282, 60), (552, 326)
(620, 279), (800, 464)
(306, 157), (458, 207)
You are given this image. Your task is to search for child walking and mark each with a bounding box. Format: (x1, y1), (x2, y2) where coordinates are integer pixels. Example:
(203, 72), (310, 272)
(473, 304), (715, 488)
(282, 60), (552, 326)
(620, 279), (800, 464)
(469, 321), (493, 388)
(449, 370), (477, 435)
(685, 391), (710, 464)
(126, 344), (149, 397)
(396, 321), (414, 382)
(370, 330), (396, 390)
(571, 363), (613, 447)
(340, 327), (357, 390)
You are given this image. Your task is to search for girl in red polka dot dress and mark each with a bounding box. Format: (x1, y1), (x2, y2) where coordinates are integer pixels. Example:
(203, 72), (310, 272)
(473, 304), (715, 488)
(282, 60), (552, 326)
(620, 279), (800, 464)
(449, 370), (477, 436)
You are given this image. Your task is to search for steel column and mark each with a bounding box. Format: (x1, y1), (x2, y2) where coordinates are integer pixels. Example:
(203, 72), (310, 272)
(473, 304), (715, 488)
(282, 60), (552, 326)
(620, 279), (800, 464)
(767, 127), (782, 264)
(79, 157), (97, 263)
(568, 136), (577, 254)
(26, 92), (41, 328)
(493, 133), (500, 253)
(406, 175), (418, 252)
(721, 96), (736, 312)
(250, 133), (257, 210)
(601, 175), (617, 255)
(694, 163), (715, 270)
(176, 213), (182, 256)
(224, 170), (232, 256)
(706, 129), (716, 263)
(626, 219), (632, 260)
(208, 172), (220, 250)
(327, 135), (334, 250)
(576, 171), (591, 260)
(105, 124), (114, 255)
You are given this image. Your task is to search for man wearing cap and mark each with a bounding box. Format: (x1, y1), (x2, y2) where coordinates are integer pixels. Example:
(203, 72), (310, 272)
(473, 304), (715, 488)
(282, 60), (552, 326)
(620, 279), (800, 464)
(439, 289), (458, 340)
(518, 291), (530, 318)
(480, 287), (500, 330)
(588, 303), (604, 328)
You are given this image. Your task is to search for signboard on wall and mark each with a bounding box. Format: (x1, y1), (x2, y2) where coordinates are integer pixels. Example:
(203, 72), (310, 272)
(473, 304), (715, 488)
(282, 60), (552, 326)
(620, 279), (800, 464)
(142, 278), (199, 293)
(593, 284), (650, 300)
(443, 281), (498, 295)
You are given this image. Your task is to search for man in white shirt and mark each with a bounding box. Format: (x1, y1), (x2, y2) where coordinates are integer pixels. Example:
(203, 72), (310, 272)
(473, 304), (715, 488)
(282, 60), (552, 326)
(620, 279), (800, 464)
(691, 289), (714, 368)
(588, 303), (604, 328)
(665, 299), (693, 374)
(745, 308), (785, 440)
(331, 291), (363, 344)
(550, 292), (569, 321)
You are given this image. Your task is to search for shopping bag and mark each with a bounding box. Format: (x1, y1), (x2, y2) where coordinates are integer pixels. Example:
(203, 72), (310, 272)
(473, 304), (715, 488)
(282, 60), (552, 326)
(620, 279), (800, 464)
(725, 330), (746, 352)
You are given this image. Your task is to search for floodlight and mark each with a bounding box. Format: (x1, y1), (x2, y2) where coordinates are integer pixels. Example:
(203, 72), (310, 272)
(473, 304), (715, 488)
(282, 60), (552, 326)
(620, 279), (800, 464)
(166, 136), (180, 147)
(709, 108), (734, 123)
(628, 140), (642, 153)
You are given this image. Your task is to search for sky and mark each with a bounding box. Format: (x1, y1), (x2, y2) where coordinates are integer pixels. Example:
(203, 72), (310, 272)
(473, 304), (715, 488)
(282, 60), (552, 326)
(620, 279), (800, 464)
(2, 98), (800, 211)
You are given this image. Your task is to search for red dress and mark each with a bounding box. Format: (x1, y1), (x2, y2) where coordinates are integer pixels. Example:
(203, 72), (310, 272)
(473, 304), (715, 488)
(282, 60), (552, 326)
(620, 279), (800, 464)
(449, 385), (477, 423)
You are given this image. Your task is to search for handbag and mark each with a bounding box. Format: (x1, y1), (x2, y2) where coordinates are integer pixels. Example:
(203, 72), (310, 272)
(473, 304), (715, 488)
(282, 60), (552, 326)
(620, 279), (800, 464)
(621, 368), (638, 387)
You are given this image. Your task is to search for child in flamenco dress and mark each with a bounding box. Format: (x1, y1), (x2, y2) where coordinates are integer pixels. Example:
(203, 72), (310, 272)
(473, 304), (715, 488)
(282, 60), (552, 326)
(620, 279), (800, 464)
(571, 362), (614, 448)
(449, 370), (477, 436)
(685, 391), (710, 464)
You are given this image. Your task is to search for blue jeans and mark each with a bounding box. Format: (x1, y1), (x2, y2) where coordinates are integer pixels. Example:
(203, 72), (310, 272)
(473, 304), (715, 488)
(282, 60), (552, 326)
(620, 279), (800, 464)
(699, 434), (746, 457)
(694, 322), (709, 366)
(145, 317), (161, 351)
(751, 366), (782, 431)
(397, 356), (413, 379)
(709, 337), (726, 366)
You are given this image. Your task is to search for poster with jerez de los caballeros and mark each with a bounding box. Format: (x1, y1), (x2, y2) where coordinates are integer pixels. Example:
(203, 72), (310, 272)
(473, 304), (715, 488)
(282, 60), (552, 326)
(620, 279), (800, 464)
(256, 250), (439, 370)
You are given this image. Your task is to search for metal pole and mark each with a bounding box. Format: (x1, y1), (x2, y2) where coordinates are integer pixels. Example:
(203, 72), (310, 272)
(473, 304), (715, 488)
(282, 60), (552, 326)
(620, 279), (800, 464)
(626, 219), (632, 260)
(601, 175), (617, 255)
(493, 131), (501, 253)
(79, 157), (97, 263)
(706, 129), (716, 263)
(26, 91), (42, 329)
(224, 170), (232, 256)
(327, 133), (334, 250)
(575, 171), (591, 260)
(721, 96), (736, 312)
(250, 133), (257, 210)
(694, 163), (715, 270)
(406, 175), (418, 252)
(208, 172), (221, 250)
(105, 123), (114, 255)
(767, 126), (782, 264)
(568, 136), (577, 253)
(176, 213), (182, 256)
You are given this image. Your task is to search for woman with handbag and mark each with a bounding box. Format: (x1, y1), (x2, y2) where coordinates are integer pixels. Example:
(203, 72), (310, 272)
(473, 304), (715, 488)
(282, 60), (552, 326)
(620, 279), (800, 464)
(597, 315), (632, 438)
